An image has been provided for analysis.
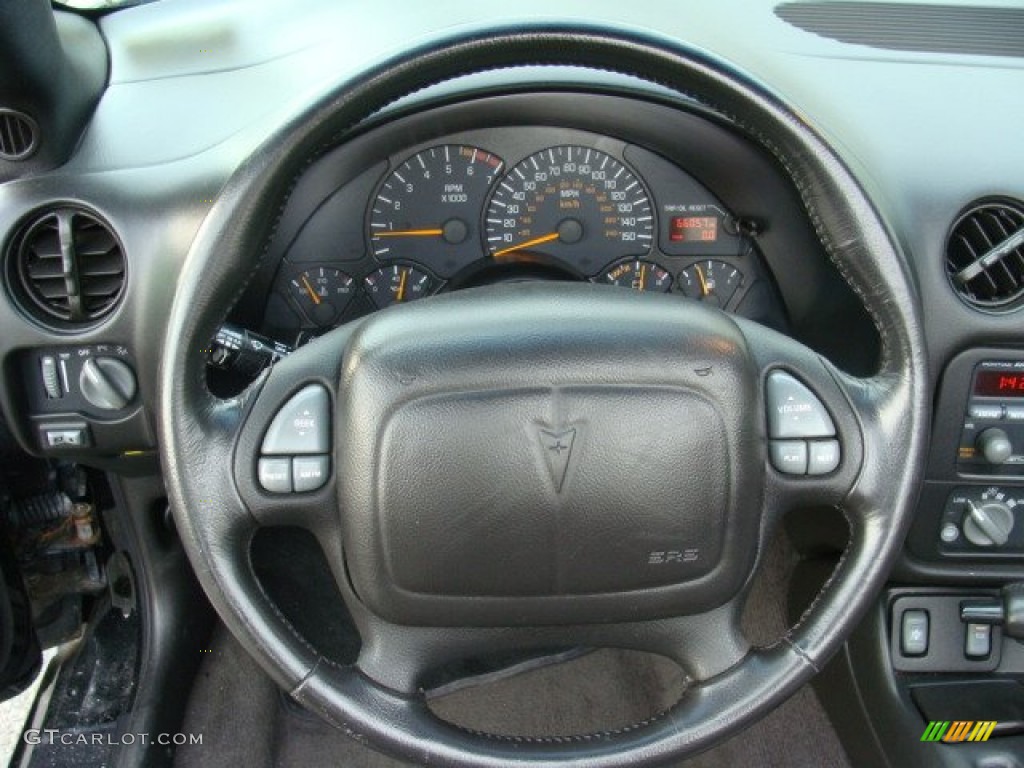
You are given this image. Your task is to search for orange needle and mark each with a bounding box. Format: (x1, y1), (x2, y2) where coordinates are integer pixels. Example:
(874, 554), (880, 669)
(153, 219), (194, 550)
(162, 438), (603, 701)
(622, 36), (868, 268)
(492, 232), (559, 258)
(374, 228), (444, 238)
(637, 263), (647, 292)
(695, 265), (709, 297)
(300, 274), (321, 305)
(396, 268), (408, 302)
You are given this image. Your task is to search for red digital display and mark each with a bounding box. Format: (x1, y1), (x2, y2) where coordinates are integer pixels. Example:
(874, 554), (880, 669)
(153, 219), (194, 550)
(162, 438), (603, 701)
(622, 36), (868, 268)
(975, 370), (1024, 397)
(669, 216), (718, 243)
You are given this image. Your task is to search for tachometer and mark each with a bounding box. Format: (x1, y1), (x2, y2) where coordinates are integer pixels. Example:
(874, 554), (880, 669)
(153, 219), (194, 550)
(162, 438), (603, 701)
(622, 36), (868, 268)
(485, 145), (653, 273)
(369, 145), (504, 276)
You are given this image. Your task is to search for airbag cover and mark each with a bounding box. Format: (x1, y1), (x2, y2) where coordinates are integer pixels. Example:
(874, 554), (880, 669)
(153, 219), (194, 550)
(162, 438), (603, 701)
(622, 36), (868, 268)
(337, 284), (762, 626)
(381, 386), (727, 596)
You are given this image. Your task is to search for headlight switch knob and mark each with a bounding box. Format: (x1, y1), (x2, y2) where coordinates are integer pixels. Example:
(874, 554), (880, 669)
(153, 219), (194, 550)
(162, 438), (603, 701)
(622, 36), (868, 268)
(79, 357), (137, 411)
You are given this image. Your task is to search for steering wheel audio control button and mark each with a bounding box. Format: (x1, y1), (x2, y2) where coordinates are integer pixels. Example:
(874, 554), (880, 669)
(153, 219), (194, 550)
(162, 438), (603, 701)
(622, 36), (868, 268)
(293, 456), (329, 493)
(258, 457), (292, 494)
(807, 439), (841, 475)
(765, 371), (836, 439)
(770, 440), (808, 474)
(261, 384), (330, 455)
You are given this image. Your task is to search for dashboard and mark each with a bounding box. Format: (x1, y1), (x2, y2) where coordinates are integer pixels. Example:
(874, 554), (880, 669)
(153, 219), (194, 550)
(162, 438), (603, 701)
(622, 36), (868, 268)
(1, 1), (1024, 765)
(0, 0), (1019, 576)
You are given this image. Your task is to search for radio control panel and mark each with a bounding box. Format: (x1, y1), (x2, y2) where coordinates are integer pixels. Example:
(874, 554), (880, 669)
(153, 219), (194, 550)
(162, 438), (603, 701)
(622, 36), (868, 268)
(907, 349), (1024, 565)
(958, 361), (1024, 475)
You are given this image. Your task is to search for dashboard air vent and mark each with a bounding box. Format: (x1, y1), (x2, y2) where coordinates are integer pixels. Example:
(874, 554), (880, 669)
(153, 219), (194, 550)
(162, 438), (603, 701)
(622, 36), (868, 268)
(946, 200), (1024, 311)
(0, 109), (38, 160)
(13, 208), (126, 326)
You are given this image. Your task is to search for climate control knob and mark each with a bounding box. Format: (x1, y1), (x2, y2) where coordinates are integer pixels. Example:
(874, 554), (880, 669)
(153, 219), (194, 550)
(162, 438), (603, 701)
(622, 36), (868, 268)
(963, 500), (1014, 547)
(977, 428), (1013, 465)
(79, 357), (137, 411)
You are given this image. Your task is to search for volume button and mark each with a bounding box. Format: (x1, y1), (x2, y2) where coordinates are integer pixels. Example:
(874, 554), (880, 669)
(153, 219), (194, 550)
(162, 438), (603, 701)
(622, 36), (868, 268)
(977, 427), (1013, 465)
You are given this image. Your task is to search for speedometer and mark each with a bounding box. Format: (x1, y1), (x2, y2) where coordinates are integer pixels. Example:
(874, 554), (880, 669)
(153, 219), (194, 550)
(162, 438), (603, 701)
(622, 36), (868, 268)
(485, 145), (653, 273)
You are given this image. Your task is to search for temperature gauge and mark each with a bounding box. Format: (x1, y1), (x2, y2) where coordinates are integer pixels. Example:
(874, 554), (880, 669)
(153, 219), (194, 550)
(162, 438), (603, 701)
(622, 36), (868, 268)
(679, 261), (743, 308)
(364, 264), (435, 309)
(603, 260), (672, 292)
(288, 267), (355, 326)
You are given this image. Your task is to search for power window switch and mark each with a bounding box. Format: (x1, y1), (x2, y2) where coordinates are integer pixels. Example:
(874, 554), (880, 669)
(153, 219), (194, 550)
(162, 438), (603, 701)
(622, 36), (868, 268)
(965, 623), (992, 659)
(901, 609), (929, 656)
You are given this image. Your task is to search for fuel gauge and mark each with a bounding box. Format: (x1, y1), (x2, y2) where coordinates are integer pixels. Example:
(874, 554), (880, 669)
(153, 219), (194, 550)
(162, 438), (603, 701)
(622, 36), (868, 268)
(679, 260), (743, 308)
(603, 259), (672, 292)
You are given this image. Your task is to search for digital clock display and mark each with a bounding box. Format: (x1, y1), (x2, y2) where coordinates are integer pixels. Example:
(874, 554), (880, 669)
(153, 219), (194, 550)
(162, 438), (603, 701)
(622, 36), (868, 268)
(669, 216), (718, 243)
(975, 370), (1024, 397)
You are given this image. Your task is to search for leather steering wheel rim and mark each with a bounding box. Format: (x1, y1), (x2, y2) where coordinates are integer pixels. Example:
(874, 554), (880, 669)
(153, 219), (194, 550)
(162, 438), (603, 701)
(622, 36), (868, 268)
(159, 25), (928, 767)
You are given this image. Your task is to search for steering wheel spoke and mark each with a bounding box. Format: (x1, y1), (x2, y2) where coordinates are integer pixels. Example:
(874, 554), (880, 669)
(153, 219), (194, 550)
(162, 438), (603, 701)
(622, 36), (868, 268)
(734, 317), (869, 523)
(231, 325), (355, 530)
(347, 593), (751, 698)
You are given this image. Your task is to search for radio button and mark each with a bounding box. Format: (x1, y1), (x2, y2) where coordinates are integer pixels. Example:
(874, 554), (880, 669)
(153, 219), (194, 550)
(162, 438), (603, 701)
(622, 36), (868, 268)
(261, 384), (330, 455)
(808, 439), (841, 475)
(977, 428), (1013, 466)
(969, 404), (1005, 420)
(258, 458), (292, 494)
(770, 440), (808, 475)
(1005, 406), (1024, 421)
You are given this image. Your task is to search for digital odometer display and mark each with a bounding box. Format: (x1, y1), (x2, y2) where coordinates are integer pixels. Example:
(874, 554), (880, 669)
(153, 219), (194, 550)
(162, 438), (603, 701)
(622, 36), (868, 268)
(975, 370), (1024, 397)
(669, 215), (718, 243)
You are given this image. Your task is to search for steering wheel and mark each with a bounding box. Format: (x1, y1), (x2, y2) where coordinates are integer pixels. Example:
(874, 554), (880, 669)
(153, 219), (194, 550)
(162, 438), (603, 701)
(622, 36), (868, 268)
(159, 26), (927, 766)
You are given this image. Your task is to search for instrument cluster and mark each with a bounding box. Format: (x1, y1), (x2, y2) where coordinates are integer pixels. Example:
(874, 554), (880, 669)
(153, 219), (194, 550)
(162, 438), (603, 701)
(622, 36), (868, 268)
(259, 126), (778, 343)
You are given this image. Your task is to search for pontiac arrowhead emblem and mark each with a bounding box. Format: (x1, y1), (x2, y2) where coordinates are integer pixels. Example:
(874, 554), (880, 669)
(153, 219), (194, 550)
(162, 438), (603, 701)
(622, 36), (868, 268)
(537, 427), (577, 492)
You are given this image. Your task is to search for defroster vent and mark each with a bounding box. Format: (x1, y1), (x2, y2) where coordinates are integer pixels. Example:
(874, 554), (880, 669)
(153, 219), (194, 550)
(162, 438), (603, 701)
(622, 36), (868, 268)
(10, 207), (126, 327)
(946, 200), (1024, 311)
